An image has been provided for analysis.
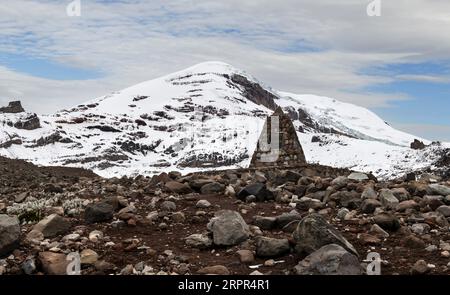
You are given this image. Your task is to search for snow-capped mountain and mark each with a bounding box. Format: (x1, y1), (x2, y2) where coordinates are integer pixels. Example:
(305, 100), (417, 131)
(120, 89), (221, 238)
(1, 62), (449, 179)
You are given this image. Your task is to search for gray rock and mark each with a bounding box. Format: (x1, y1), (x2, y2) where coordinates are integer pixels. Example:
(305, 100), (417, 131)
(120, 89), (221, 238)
(294, 244), (362, 275)
(207, 210), (250, 246)
(428, 184), (450, 196)
(84, 202), (114, 223)
(391, 187), (410, 202)
(422, 211), (449, 227)
(196, 199), (211, 208)
(236, 250), (254, 263)
(347, 172), (369, 181)
(331, 176), (348, 188)
(292, 214), (358, 256)
(160, 201), (177, 211)
(255, 236), (290, 257)
(436, 205), (450, 217)
(33, 214), (71, 238)
(361, 186), (378, 200)
(0, 214), (20, 257)
(411, 259), (430, 275)
(444, 195), (450, 205)
(237, 183), (274, 202)
(164, 181), (192, 194)
(397, 200), (420, 212)
(22, 257), (36, 275)
(336, 208), (350, 220)
(253, 216), (277, 230)
(185, 233), (212, 249)
(276, 211), (302, 228)
(200, 182), (225, 194)
(369, 224), (389, 238)
(379, 189), (399, 210)
(373, 213), (400, 231)
(411, 223), (430, 235)
(15, 192), (28, 203)
(245, 195), (257, 203)
(361, 199), (382, 214)
(423, 195), (444, 203)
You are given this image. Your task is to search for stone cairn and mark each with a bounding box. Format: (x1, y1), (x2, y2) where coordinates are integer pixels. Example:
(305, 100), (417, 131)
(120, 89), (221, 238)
(250, 107), (306, 168)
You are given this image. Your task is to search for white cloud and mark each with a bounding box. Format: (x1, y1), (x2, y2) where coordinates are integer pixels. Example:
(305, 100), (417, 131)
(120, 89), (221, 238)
(0, 0), (449, 115)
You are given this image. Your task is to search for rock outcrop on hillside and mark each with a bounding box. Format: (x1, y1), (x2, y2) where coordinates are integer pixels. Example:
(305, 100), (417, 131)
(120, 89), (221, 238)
(0, 101), (25, 114)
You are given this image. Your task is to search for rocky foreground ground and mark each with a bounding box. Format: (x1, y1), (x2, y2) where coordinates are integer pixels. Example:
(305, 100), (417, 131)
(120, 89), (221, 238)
(0, 156), (450, 275)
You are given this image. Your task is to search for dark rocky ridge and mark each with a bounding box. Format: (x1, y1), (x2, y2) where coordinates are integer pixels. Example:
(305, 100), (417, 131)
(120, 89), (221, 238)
(0, 101), (25, 114)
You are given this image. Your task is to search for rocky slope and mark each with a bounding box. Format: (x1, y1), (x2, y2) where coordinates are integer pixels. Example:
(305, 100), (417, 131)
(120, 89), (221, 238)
(0, 157), (449, 275)
(1, 62), (449, 179)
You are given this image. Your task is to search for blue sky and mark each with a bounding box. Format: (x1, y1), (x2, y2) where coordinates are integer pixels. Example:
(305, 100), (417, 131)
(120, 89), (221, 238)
(0, 0), (449, 141)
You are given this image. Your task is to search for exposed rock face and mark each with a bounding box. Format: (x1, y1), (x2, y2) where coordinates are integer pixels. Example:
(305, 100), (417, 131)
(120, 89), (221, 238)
(411, 139), (426, 150)
(13, 114), (41, 130)
(230, 74), (278, 111)
(0, 215), (21, 257)
(250, 107), (306, 168)
(0, 101), (25, 113)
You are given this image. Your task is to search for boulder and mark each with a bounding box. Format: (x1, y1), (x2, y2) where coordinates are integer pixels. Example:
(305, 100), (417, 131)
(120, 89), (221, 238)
(373, 213), (400, 231)
(0, 214), (21, 257)
(33, 214), (71, 238)
(294, 244), (362, 275)
(292, 214), (358, 256)
(80, 249), (99, 265)
(361, 199), (382, 214)
(207, 210), (250, 246)
(237, 183), (274, 202)
(160, 201), (176, 211)
(253, 216), (277, 230)
(436, 205), (450, 217)
(197, 265), (230, 275)
(397, 200), (420, 212)
(428, 184), (450, 196)
(164, 181), (192, 194)
(236, 250), (255, 264)
(255, 236), (290, 257)
(275, 211), (302, 228)
(185, 233), (213, 249)
(38, 252), (69, 275)
(84, 202), (114, 224)
(200, 182), (225, 194)
(347, 172), (369, 181)
(361, 186), (378, 200)
(196, 199), (211, 208)
(379, 189), (399, 210)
